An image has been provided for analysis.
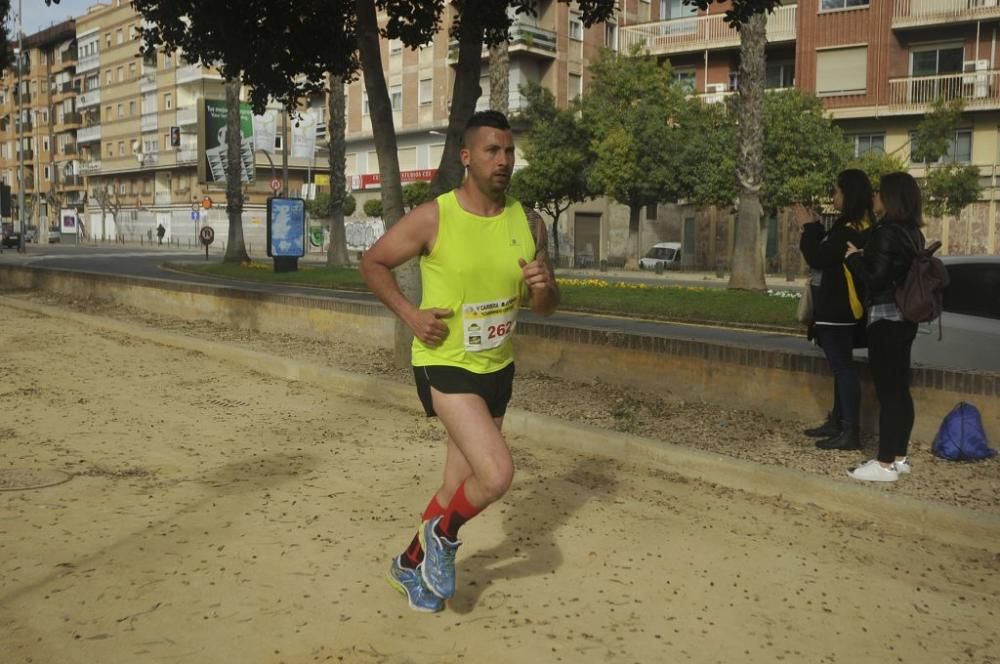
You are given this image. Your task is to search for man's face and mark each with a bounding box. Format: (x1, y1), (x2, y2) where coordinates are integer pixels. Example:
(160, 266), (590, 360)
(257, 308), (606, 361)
(461, 126), (515, 195)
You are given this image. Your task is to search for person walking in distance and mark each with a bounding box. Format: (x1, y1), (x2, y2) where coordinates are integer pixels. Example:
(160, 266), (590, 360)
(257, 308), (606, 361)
(360, 110), (560, 612)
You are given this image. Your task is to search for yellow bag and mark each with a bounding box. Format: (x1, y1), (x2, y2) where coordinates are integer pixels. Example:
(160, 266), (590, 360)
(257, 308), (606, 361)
(843, 264), (863, 320)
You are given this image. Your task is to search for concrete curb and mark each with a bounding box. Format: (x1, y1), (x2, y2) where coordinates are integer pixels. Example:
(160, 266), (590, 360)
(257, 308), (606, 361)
(4, 295), (999, 553)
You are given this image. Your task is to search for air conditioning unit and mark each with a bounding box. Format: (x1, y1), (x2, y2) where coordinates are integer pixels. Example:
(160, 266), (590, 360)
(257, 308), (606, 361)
(962, 60), (990, 98)
(705, 83), (728, 94)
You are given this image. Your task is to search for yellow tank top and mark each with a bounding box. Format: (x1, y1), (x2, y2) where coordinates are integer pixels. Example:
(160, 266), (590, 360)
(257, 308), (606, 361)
(411, 190), (536, 373)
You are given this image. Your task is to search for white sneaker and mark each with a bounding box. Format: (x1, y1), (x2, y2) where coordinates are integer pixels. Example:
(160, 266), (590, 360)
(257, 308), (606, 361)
(893, 457), (911, 475)
(848, 459), (899, 482)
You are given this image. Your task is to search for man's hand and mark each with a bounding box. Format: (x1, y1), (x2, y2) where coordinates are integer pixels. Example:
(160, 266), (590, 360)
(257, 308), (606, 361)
(845, 241), (861, 259)
(407, 308), (452, 347)
(519, 257), (553, 295)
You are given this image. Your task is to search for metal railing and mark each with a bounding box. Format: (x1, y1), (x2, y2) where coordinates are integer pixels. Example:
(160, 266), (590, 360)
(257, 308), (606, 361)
(80, 160), (102, 174)
(63, 143), (78, 155)
(887, 70), (1000, 112)
(893, 0), (1000, 25)
(78, 89), (101, 107)
(620, 4), (796, 55)
(77, 125), (102, 143)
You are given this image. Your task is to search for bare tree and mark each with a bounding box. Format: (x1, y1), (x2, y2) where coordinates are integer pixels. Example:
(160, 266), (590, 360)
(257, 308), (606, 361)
(223, 79), (250, 263)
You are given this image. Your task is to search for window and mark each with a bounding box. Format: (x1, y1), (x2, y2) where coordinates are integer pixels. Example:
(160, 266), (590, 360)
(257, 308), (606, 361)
(389, 39), (402, 56)
(765, 61), (795, 89)
(820, 0), (869, 10)
(107, 142), (113, 158)
(129, 101), (136, 116)
(273, 135), (283, 151)
(847, 133), (885, 157)
(129, 62), (137, 78)
(163, 52), (172, 69)
(105, 33), (111, 49)
(120, 183), (127, 194)
(87, 75), (99, 91)
(164, 93), (173, 110)
(106, 69), (113, 85)
(663, 0), (698, 19)
(673, 69), (696, 93)
(118, 141), (125, 156)
(43, 137), (49, 152)
(117, 103), (124, 118)
(605, 21), (618, 49)
(815, 46), (867, 95)
(143, 138), (158, 154)
(911, 44), (964, 77)
(569, 73), (583, 100)
(942, 264), (1000, 320)
(116, 29), (123, 45)
(419, 78), (432, 105)
(129, 24), (138, 40)
(646, 205), (658, 220)
(44, 166), (50, 180)
(390, 84), (402, 111)
(362, 91), (369, 115)
(909, 129), (972, 164)
(569, 12), (584, 40)
(117, 66), (124, 82)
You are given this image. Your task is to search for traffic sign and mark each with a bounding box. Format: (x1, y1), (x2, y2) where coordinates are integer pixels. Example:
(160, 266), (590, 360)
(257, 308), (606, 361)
(199, 226), (215, 245)
(190, 210), (199, 221)
(201, 196), (214, 210)
(270, 177), (282, 193)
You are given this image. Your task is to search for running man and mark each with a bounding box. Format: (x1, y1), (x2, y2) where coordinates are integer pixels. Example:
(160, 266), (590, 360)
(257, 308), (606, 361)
(360, 110), (559, 612)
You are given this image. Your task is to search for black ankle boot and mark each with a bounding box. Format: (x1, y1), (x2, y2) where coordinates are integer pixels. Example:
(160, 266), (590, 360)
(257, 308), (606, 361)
(804, 412), (841, 438)
(816, 421), (861, 451)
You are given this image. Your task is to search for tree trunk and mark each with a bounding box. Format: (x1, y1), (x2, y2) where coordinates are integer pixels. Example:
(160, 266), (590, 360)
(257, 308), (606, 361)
(625, 203), (641, 270)
(430, 10), (485, 197)
(223, 78), (250, 263)
(489, 41), (509, 114)
(357, 0), (419, 368)
(551, 216), (560, 267)
(728, 12), (768, 291)
(326, 73), (350, 267)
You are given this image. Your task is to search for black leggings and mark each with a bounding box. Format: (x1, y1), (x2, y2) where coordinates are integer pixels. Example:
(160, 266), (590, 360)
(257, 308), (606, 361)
(867, 320), (918, 463)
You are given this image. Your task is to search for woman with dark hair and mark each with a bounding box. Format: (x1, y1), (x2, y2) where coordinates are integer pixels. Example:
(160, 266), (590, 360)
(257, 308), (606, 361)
(844, 171), (925, 482)
(796, 169), (874, 451)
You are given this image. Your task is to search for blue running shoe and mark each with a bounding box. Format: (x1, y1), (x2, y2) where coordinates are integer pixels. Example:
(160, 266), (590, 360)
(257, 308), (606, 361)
(419, 516), (461, 599)
(386, 556), (443, 613)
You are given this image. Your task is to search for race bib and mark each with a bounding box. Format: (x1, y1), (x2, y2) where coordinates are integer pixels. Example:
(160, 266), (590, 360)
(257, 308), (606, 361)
(463, 296), (518, 352)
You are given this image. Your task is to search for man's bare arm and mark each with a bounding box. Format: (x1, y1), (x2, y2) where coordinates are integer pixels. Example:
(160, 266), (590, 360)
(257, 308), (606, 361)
(522, 210), (560, 316)
(359, 202), (452, 346)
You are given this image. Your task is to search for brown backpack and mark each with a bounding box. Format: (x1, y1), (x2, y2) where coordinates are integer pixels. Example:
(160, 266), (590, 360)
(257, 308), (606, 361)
(889, 224), (950, 338)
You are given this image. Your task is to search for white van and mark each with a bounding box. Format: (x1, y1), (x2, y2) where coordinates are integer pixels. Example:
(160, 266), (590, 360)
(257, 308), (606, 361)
(639, 242), (682, 271)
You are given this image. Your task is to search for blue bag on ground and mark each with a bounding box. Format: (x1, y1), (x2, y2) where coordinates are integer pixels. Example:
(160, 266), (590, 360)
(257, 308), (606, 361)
(932, 402), (996, 461)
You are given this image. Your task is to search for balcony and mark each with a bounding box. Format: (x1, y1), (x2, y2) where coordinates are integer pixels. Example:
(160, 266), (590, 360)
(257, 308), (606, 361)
(176, 106), (198, 126)
(620, 4), (796, 56)
(176, 63), (222, 85)
(449, 19), (557, 63)
(17, 150), (34, 162)
(141, 113), (158, 133)
(892, 0), (1000, 28)
(176, 148), (198, 164)
(62, 174), (84, 187)
(886, 70), (1000, 114)
(60, 47), (78, 65)
(80, 160), (102, 175)
(59, 111), (83, 128)
(15, 91), (31, 105)
(78, 53), (100, 73)
(15, 121), (32, 134)
(140, 73), (157, 93)
(63, 143), (78, 156)
(77, 125), (102, 143)
(60, 81), (79, 94)
(78, 88), (101, 108)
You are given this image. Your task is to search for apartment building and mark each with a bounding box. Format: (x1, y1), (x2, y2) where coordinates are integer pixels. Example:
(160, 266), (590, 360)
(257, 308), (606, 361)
(0, 21), (83, 240)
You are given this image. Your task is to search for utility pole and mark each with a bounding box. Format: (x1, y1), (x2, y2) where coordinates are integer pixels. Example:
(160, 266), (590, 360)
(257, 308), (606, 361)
(16, 0), (25, 253)
(281, 109), (289, 197)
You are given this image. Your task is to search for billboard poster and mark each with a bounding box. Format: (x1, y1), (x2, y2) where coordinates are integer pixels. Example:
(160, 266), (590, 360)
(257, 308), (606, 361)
(252, 110), (277, 154)
(202, 99), (255, 184)
(267, 197), (306, 258)
(291, 109), (320, 160)
(60, 209), (78, 235)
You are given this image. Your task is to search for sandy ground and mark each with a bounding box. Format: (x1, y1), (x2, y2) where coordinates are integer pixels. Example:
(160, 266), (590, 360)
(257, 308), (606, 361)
(1, 300), (1000, 664)
(11, 290), (1000, 516)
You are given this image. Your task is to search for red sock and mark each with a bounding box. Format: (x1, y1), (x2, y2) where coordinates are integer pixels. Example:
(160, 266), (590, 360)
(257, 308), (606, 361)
(401, 496), (446, 569)
(436, 482), (483, 542)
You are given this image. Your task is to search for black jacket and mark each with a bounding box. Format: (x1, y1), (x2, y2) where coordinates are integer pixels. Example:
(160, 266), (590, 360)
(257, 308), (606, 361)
(846, 220), (924, 306)
(800, 219), (869, 324)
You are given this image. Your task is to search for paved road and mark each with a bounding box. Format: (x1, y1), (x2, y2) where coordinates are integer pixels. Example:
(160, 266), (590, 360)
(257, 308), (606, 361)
(1, 244), (819, 355)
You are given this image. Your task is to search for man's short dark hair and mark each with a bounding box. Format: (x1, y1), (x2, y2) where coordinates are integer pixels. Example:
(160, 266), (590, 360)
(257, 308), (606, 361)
(463, 110), (511, 146)
(465, 110), (510, 132)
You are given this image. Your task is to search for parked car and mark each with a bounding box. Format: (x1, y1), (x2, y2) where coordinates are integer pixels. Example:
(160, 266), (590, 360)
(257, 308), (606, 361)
(910, 256), (1000, 372)
(1, 231), (18, 248)
(639, 242), (682, 271)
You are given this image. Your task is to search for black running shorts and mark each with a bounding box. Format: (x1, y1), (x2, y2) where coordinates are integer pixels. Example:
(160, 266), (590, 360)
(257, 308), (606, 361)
(413, 363), (515, 418)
